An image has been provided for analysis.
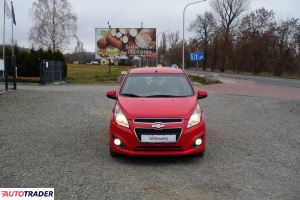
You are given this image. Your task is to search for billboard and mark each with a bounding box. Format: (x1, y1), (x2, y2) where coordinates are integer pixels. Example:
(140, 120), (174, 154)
(95, 28), (156, 62)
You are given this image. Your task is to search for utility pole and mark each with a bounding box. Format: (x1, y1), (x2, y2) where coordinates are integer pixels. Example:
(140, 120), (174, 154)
(3, 0), (6, 80)
(3, 0), (8, 90)
(11, 1), (16, 90)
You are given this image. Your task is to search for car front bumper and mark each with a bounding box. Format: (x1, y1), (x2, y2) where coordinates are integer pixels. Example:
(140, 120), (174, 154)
(109, 114), (206, 156)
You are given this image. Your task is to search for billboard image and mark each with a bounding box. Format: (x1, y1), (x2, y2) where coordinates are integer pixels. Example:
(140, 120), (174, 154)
(95, 28), (156, 63)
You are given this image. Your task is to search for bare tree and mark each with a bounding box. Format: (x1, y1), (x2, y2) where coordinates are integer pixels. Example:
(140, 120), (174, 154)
(237, 8), (276, 73)
(210, 0), (250, 72)
(158, 33), (167, 64)
(275, 18), (299, 76)
(160, 33), (167, 51)
(168, 31), (180, 49)
(239, 8), (275, 38)
(159, 3), (300, 76)
(189, 11), (217, 71)
(29, 0), (77, 52)
(167, 31), (180, 65)
(73, 39), (85, 63)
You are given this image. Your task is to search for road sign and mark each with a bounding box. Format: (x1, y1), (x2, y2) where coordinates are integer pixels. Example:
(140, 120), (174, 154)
(190, 52), (205, 61)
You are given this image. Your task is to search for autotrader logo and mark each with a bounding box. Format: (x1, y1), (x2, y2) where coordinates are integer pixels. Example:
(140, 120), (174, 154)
(0, 188), (54, 200)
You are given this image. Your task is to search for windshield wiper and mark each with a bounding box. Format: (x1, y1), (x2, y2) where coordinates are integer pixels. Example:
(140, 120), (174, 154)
(144, 95), (185, 98)
(121, 93), (141, 97)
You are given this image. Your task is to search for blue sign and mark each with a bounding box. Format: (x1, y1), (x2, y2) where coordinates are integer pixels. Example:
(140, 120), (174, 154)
(190, 52), (205, 61)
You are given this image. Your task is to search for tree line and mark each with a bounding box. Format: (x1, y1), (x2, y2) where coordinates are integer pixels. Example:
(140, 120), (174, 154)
(0, 46), (66, 78)
(158, 0), (300, 77)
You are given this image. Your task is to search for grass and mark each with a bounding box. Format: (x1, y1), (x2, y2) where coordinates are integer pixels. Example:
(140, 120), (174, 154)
(67, 64), (131, 83)
(188, 74), (222, 85)
(67, 64), (222, 85)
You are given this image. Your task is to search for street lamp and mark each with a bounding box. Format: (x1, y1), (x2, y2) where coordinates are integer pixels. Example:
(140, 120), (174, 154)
(182, 0), (207, 70)
(156, 30), (170, 66)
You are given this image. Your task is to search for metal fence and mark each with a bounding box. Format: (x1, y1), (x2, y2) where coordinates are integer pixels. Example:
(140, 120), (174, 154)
(40, 60), (65, 84)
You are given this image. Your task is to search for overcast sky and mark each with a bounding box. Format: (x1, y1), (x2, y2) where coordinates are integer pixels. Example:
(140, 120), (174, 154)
(1, 0), (300, 52)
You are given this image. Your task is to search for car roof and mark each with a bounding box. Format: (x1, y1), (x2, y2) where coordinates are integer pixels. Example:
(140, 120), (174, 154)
(129, 67), (184, 74)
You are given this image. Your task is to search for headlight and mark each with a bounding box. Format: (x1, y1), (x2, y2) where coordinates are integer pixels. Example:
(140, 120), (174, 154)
(114, 104), (129, 128)
(187, 104), (202, 128)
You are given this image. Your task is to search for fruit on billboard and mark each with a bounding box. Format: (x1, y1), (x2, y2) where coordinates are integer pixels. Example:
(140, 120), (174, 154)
(95, 28), (156, 60)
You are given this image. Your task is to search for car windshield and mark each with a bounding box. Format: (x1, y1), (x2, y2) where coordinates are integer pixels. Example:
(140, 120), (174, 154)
(121, 73), (194, 98)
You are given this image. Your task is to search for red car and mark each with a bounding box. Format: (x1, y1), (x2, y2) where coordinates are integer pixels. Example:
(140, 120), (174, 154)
(106, 67), (207, 157)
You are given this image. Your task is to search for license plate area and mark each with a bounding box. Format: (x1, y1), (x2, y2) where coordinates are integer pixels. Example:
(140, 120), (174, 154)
(141, 135), (177, 143)
(135, 128), (182, 143)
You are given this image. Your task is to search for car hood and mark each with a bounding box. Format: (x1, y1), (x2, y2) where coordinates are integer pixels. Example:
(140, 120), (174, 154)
(117, 96), (198, 120)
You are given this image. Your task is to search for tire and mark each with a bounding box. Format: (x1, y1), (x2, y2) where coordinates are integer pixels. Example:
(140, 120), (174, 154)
(110, 148), (120, 157)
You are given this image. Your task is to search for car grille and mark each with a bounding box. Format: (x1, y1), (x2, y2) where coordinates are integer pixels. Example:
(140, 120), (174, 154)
(134, 118), (183, 123)
(134, 146), (183, 152)
(135, 128), (182, 141)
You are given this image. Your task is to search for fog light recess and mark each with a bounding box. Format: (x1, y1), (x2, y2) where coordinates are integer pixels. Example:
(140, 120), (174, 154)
(195, 138), (203, 146)
(114, 138), (122, 146)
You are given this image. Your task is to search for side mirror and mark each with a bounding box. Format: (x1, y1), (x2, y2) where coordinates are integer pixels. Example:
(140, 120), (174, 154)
(106, 90), (117, 100)
(197, 90), (207, 99)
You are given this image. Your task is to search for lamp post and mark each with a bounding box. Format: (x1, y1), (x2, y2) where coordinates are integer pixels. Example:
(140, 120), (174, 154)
(182, 0), (207, 70)
(156, 30), (170, 66)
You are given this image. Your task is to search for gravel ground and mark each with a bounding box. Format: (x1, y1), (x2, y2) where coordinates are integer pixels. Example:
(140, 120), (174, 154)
(0, 84), (299, 200)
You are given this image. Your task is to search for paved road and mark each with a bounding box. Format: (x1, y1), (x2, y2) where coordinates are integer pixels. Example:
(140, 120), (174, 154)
(1, 84), (299, 199)
(187, 70), (300, 88)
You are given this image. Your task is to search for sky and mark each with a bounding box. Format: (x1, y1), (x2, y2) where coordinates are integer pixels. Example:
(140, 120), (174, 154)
(1, 0), (300, 53)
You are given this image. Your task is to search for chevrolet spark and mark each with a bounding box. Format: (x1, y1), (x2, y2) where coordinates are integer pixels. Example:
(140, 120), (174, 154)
(106, 67), (207, 157)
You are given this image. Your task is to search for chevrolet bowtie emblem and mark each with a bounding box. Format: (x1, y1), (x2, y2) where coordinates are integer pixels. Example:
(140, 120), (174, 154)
(152, 122), (165, 129)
